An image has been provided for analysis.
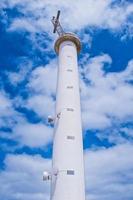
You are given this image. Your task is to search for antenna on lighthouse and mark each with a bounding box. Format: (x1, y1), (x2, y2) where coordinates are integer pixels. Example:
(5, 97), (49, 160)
(51, 10), (65, 36)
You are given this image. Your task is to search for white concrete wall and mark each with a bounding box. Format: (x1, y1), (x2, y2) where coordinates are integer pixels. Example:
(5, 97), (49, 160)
(51, 39), (85, 200)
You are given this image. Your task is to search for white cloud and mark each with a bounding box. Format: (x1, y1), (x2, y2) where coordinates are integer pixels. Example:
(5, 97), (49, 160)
(122, 127), (133, 138)
(1, 119), (53, 149)
(26, 60), (57, 118)
(96, 126), (133, 145)
(8, 18), (36, 32)
(0, 60), (56, 149)
(81, 54), (133, 130)
(27, 95), (55, 119)
(28, 61), (57, 97)
(85, 143), (133, 200)
(13, 121), (53, 148)
(7, 60), (33, 86)
(0, 91), (19, 128)
(0, 90), (53, 148)
(1, 0), (133, 38)
(0, 154), (51, 200)
(0, 91), (13, 116)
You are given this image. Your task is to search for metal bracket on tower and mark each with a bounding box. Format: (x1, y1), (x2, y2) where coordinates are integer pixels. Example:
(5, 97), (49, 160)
(43, 171), (52, 181)
(48, 115), (55, 124)
(51, 10), (65, 36)
(43, 170), (58, 181)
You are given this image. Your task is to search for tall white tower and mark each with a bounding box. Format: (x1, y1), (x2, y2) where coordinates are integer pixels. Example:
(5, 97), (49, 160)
(45, 11), (85, 200)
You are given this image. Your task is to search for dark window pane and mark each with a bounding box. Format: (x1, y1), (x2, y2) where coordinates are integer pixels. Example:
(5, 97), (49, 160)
(67, 170), (75, 175)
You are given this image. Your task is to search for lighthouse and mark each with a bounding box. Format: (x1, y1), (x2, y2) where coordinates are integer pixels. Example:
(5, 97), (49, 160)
(43, 11), (85, 200)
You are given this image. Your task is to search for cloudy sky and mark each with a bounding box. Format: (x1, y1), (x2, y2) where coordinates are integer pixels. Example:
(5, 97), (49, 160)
(0, 0), (133, 200)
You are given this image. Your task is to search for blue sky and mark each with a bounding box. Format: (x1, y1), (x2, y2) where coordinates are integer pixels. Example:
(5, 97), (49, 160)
(0, 0), (133, 200)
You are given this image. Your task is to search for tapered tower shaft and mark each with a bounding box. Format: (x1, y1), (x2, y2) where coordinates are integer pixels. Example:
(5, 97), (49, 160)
(51, 33), (85, 200)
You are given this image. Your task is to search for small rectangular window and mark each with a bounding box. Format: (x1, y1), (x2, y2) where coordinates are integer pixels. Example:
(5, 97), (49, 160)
(67, 86), (73, 89)
(67, 136), (75, 140)
(67, 170), (75, 175)
(67, 69), (73, 72)
(67, 108), (74, 112)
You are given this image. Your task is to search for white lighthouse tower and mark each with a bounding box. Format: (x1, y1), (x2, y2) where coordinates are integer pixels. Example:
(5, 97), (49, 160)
(44, 11), (85, 200)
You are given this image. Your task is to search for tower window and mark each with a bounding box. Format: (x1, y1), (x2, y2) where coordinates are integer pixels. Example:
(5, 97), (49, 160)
(67, 69), (73, 72)
(67, 170), (75, 175)
(67, 86), (73, 89)
(67, 108), (74, 112)
(67, 136), (75, 140)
